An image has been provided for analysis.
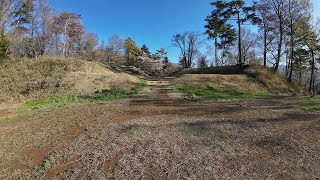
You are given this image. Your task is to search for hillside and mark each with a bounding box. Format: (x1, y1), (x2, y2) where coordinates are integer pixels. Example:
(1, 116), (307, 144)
(173, 65), (306, 97)
(0, 57), (140, 103)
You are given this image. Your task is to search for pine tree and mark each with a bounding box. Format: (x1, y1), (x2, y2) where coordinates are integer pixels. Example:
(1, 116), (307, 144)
(141, 44), (150, 55)
(206, 0), (261, 65)
(205, 1), (236, 66)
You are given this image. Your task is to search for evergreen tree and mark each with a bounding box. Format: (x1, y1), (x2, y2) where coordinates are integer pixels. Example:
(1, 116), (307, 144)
(124, 38), (142, 66)
(206, 0), (261, 65)
(205, 1), (236, 66)
(141, 44), (150, 55)
(163, 57), (169, 64)
(12, 0), (34, 29)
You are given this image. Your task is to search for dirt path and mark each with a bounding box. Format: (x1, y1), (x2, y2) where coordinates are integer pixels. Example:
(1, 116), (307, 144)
(0, 79), (319, 179)
(131, 78), (183, 105)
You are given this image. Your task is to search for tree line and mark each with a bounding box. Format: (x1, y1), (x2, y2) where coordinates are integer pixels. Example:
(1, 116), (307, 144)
(0, 0), (319, 92)
(0, 0), (172, 71)
(171, 0), (319, 94)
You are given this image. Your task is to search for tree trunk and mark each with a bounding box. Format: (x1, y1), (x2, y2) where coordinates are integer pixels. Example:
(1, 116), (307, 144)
(275, 8), (283, 71)
(237, 6), (242, 65)
(288, 3), (294, 82)
(214, 35), (218, 66)
(62, 22), (68, 58)
(263, 26), (267, 67)
(309, 49), (315, 93)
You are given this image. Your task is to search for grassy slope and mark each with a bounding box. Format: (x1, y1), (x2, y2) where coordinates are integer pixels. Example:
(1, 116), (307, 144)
(173, 65), (306, 101)
(0, 57), (141, 103)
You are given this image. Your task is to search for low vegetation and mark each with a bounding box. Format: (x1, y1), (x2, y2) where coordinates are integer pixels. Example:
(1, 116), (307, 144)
(300, 97), (320, 111)
(24, 83), (145, 109)
(176, 84), (278, 101)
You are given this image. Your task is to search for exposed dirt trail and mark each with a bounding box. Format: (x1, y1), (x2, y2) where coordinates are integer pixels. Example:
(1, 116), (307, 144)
(131, 78), (184, 105)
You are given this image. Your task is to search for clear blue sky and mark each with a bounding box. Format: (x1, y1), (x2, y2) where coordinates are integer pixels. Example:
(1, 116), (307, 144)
(50, 0), (319, 63)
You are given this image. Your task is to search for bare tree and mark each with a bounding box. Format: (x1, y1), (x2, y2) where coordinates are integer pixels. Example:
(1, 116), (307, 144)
(107, 34), (124, 55)
(241, 28), (258, 64)
(0, 0), (16, 34)
(269, 0), (288, 71)
(172, 32), (202, 68)
(257, 0), (276, 67)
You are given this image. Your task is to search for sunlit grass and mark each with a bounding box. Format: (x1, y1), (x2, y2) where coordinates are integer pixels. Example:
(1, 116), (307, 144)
(302, 97), (320, 112)
(24, 83), (145, 109)
(176, 84), (282, 101)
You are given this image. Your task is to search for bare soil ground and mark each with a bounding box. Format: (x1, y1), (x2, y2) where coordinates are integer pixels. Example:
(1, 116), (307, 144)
(0, 78), (319, 179)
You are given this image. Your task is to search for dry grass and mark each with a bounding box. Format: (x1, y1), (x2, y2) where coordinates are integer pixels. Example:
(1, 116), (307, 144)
(0, 57), (140, 103)
(64, 61), (140, 95)
(0, 79), (319, 179)
(173, 65), (306, 96)
(174, 74), (268, 93)
(245, 65), (306, 95)
(0, 97), (319, 179)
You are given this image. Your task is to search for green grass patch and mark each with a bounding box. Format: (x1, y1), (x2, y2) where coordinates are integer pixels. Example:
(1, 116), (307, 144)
(176, 84), (280, 101)
(24, 83), (145, 109)
(304, 105), (320, 111)
(302, 97), (320, 112)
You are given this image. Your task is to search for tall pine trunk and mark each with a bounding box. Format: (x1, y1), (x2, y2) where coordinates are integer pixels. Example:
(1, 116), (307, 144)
(62, 22), (68, 58)
(275, 7), (283, 71)
(288, 2), (294, 82)
(214, 35), (218, 66)
(309, 49), (315, 94)
(237, 6), (242, 65)
(263, 25), (267, 67)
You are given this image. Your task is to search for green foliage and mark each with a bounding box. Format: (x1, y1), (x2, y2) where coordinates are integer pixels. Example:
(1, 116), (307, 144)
(13, 0), (35, 28)
(163, 57), (169, 64)
(23, 83), (145, 109)
(124, 38), (142, 66)
(141, 44), (150, 55)
(205, 0), (261, 64)
(176, 84), (278, 101)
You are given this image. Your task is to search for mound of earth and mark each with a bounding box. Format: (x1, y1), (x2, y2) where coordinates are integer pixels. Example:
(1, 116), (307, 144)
(174, 74), (268, 93)
(63, 61), (140, 95)
(0, 57), (140, 103)
(173, 65), (306, 95)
